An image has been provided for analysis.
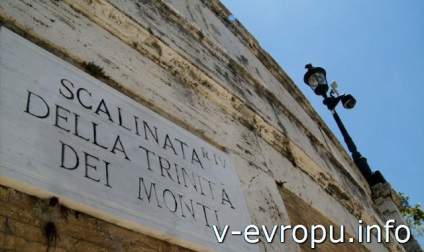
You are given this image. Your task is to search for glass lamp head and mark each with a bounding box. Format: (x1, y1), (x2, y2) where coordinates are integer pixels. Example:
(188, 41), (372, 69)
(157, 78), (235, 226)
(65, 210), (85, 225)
(304, 64), (329, 96)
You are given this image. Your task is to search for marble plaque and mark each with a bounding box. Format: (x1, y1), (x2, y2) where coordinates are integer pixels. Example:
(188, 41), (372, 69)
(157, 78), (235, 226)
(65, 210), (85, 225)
(0, 27), (254, 251)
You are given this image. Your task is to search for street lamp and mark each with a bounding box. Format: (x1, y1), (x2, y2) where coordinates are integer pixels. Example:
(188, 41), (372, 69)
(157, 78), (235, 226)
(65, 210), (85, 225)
(303, 63), (386, 187)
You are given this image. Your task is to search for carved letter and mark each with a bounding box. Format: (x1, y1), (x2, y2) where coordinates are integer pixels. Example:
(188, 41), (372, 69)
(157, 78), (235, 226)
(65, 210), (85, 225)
(24, 91), (50, 119)
(60, 141), (79, 170)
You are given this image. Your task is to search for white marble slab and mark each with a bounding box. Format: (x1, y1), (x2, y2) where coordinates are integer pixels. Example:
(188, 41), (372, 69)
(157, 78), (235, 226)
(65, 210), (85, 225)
(0, 27), (255, 251)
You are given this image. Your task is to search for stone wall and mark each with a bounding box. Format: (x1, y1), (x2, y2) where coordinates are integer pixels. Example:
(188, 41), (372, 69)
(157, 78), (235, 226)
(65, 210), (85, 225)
(0, 185), (194, 252)
(0, 0), (410, 251)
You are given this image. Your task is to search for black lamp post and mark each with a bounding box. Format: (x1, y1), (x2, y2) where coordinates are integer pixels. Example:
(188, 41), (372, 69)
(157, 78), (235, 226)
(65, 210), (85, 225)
(304, 63), (386, 187)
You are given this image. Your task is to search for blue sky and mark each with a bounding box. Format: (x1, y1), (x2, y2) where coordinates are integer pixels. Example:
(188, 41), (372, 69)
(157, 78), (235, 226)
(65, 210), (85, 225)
(220, 0), (423, 243)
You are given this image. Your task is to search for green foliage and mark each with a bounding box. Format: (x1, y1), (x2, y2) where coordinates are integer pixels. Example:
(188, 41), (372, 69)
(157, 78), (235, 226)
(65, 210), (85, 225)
(83, 61), (108, 79)
(398, 192), (424, 237)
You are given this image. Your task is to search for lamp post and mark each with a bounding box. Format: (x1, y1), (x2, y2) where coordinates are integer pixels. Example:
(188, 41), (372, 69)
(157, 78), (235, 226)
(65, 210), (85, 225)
(303, 63), (386, 187)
